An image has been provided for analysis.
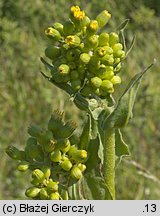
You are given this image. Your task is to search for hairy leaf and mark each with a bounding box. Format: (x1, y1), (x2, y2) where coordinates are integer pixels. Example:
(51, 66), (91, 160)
(102, 62), (155, 129)
(79, 115), (91, 150)
(78, 170), (112, 200)
(115, 129), (130, 167)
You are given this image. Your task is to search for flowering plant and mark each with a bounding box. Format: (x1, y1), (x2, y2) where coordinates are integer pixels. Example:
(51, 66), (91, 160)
(6, 5), (154, 200)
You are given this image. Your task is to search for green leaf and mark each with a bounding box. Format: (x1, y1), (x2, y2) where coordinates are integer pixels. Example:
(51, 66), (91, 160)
(119, 30), (126, 52)
(78, 170), (112, 200)
(79, 114), (91, 150)
(41, 71), (74, 95)
(115, 129), (130, 167)
(72, 92), (90, 112)
(40, 57), (54, 71)
(102, 62), (155, 129)
(125, 35), (136, 57)
(85, 137), (100, 172)
(117, 19), (130, 32)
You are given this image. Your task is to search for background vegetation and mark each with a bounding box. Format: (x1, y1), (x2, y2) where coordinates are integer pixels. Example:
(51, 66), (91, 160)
(0, 0), (160, 199)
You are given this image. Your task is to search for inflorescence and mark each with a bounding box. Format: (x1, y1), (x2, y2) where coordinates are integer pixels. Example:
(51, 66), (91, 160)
(44, 5), (125, 97)
(6, 110), (87, 200)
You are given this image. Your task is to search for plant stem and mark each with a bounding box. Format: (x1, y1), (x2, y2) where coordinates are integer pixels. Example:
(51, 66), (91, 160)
(102, 128), (115, 199)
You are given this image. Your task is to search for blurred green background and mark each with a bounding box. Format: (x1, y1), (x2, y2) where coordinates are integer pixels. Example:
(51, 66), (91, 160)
(0, 0), (160, 199)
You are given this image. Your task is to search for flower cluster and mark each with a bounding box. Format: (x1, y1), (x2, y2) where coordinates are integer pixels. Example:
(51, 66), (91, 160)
(6, 110), (87, 200)
(44, 5), (125, 97)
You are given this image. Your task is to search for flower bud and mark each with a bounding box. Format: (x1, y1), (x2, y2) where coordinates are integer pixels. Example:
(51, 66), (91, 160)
(87, 20), (99, 35)
(71, 79), (81, 91)
(87, 35), (99, 48)
(114, 49), (125, 59)
(71, 166), (82, 179)
(41, 166), (51, 179)
(81, 16), (90, 27)
(5, 145), (25, 160)
(57, 138), (68, 148)
(98, 32), (109, 46)
(88, 57), (100, 73)
(61, 160), (72, 171)
(65, 35), (80, 47)
(48, 110), (64, 134)
(53, 22), (63, 35)
(28, 125), (42, 138)
(44, 139), (56, 153)
(32, 169), (45, 182)
(60, 139), (71, 153)
(49, 192), (60, 200)
(42, 179), (49, 187)
(25, 137), (42, 159)
(90, 77), (102, 88)
(70, 70), (79, 80)
(112, 43), (123, 52)
(111, 76), (121, 85)
(58, 64), (70, 75)
(59, 121), (77, 138)
(80, 53), (91, 64)
(37, 130), (53, 145)
(68, 62), (76, 70)
(96, 10), (111, 28)
(71, 150), (87, 162)
(45, 46), (60, 60)
(47, 181), (58, 193)
(50, 150), (61, 162)
(17, 161), (29, 172)
(25, 187), (40, 198)
(104, 46), (113, 55)
(78, 163), (86, 172)
(96, 65), (114, 80)
(109, 32), (119, 46)
(31, 178), (40, 186)
(100, 80), (114, 94)
(45, 27), (61, 41)
(95, 47), (107, 57)
(120, 50), (125, 59)
(66, 49), (80, 61)
(68, 145), (78, 157)
(101, 54), (114, 65)
(63, 20), (74, 36)
(40, 188), (49, 200)
(61, 155), (68, 161)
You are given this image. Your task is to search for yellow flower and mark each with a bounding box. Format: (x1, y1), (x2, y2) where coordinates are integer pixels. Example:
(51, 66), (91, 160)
(70, 5), (80, 14)
(74, 10), (85, 20)
(65, 35), (75, 45)
(70, 5), (85, 20)
(65, 35), (80, 47)
(103, 10), (111, 18)
(90, 20), (98, 30)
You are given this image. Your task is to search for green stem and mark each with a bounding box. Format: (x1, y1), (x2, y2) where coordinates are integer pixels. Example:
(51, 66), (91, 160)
(102, 128), (115, 199)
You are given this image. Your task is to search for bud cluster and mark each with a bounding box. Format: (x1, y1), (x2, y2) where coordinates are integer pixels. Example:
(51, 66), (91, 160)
(6, 110), (87, 200)
(44, 5), (125, 97)
(25, 168), (60, 200)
